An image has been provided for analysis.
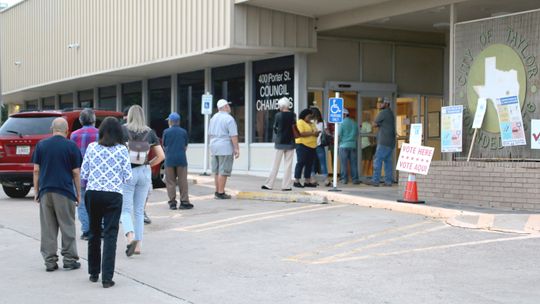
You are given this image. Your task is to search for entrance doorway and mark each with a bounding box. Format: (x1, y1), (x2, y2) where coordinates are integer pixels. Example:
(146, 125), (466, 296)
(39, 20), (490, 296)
(314, 82), (397, 181)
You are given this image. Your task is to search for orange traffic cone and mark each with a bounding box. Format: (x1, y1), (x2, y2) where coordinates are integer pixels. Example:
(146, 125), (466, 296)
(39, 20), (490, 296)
(397, 173), (425, 204)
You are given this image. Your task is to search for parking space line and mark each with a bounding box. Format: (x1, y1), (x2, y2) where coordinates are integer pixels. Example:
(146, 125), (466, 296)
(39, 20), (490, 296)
(314, 225), (448, 264)
(313, 234), (540, 264)
(175, 205), (347, 233)
(286, 221), (432, 261)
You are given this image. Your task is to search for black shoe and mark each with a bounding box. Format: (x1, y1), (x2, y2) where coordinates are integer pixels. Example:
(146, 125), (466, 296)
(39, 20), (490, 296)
(46, 263), (58, 272)
(144, 212), (152, 224)
(261, 185), (271, 190)
(304, 183), (317, 188)
(80, 232), (89, 241)
(63, 261), (81, 270)
(281, 188), (292, 191)
(293, 182), (304, 188)
(126, 240), (138, 257)
(102, 280), (115, 288)
(89, 274), (99, 282)
(324, 181), (332, 187)
(168, 200), (178, 210)
(215, 192), (232, 199)
(179, 201), (194, 209)
(365, 180), (380, 187)
(353, 180), (362, 185)
(383, 183), (393, 187)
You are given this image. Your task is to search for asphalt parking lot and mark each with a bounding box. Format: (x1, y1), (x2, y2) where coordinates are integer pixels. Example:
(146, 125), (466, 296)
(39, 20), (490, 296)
(1, 180), (539, 304)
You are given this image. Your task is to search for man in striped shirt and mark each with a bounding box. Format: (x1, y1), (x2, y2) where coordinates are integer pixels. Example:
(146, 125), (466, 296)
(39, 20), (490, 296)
(70, 109), (99, 240)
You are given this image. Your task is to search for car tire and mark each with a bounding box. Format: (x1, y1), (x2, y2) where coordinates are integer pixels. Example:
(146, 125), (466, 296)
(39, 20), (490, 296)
(151, 162), (166, 189)
(3, 185), (31, 198)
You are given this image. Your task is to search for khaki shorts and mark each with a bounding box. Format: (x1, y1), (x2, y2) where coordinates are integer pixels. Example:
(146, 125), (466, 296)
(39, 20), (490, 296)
(211, 155), (234, 176)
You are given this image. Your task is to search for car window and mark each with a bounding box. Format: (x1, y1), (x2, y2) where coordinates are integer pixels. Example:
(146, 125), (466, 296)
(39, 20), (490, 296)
(0, 117), (57, 136)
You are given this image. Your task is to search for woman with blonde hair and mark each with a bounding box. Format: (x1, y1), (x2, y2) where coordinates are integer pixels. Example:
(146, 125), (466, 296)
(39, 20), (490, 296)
(121, 105), (164, 256)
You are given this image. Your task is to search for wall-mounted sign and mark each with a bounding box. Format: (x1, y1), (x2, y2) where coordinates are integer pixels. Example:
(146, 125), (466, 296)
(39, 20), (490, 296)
(531, 119), (540, 149)
(255, 68), (294, 112)
(495, 96), (526, 147)
(441, 105), (463, 153)
(397, 143), (435, 175)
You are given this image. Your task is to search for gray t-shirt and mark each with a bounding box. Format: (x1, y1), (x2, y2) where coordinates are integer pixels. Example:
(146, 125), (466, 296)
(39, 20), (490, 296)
(375, 108), (396, 148)
(209, 111), (238, 156)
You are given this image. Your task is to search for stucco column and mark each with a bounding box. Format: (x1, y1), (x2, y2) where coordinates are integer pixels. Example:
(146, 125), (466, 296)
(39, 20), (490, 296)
(171, 74), (178, 113)
(116, 84), (122, 112)
(294, 53), (308, 114)
(73, 91), (79, 108)
(93, 88), (99, 109)
(142, 79), (149, 123)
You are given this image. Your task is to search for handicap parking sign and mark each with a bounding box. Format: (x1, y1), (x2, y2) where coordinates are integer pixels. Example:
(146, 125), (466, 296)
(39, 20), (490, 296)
(201, 93), (213, 115)
(328, 97), (344, 123)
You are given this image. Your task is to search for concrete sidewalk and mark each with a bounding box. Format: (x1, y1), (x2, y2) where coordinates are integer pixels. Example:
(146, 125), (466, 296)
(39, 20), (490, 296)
(187, 173), (540, 234)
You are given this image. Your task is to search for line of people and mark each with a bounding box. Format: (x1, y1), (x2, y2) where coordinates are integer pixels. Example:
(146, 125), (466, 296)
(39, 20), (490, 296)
(32, 99), (240, 288)
(262, 97), (396, 189)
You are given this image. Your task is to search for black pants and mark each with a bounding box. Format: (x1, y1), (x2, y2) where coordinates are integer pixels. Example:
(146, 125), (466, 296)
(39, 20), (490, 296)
(294, 144), (316, 179)
(85, 190), (122, 282)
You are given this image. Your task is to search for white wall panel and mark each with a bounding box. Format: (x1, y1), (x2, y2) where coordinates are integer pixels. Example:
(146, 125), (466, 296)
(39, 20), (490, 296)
(1, 0), (233, 94)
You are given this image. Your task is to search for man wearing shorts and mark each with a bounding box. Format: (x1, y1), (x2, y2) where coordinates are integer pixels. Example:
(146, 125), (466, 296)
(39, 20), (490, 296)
(208, 99), (240, 199)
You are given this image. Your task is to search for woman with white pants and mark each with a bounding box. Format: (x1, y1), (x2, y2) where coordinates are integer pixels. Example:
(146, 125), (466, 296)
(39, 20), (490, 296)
(261, 97), (296, 191)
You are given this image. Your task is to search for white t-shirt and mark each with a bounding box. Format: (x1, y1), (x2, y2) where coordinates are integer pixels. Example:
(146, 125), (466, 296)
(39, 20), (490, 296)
(209, 111), (239, 156)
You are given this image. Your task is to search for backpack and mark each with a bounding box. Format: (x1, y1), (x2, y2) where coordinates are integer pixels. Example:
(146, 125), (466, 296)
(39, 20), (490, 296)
(127, 130), (151, 165)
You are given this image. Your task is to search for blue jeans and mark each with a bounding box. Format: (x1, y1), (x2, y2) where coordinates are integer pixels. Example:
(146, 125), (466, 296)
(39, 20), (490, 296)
(339, 147), (359, 183)
(77, 187), (89, 233)
(312, 146), (328, 178)
(372, 144), (394, 184)
(121, 165), (151, 244)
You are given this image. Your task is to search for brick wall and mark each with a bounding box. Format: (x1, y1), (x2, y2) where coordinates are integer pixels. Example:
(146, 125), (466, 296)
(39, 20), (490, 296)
(398, 161), (540, 211)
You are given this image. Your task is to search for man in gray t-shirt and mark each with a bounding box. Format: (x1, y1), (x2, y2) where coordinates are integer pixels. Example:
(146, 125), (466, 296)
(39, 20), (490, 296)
(209, 99), (239, 199)
(367, 98), (396, 187)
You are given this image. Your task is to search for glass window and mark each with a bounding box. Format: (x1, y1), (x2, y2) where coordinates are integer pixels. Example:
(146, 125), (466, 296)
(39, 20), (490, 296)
(178, 71), (204, 143)
(25, 100), (38, 111)
(59, 94), (73, 110)
(252, 55), (294, 143)
(78, 90), (94, 108)
(149, 76), (171, 138)
(122, 81), (142, 113)
(0, 116), (57, 135)
(42, 96), (55, 110)
(212, 63), (245, 142)
(99, 86), (117, 111)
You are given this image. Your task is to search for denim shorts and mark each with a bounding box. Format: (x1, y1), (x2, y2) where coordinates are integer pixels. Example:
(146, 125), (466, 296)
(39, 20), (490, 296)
(211, 155), (234, 176)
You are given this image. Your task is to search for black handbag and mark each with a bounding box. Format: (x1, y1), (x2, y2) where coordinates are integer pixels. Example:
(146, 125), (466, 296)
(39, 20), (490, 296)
(320, 121), (329, 147)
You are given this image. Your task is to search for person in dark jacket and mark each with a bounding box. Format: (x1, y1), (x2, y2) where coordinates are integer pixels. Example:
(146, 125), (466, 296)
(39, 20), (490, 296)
(261, 97), (296, 191)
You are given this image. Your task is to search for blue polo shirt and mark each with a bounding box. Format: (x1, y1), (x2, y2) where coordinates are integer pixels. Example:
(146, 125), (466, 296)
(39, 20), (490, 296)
(163, 125), (189, 167)
(31, 135), (82, 201)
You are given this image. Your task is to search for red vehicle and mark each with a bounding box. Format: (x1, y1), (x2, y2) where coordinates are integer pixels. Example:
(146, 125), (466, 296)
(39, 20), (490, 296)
(0, 109), (125, 198)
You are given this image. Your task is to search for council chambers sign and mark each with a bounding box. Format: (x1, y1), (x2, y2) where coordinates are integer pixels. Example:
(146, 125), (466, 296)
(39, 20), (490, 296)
(454, 9), (540, 159)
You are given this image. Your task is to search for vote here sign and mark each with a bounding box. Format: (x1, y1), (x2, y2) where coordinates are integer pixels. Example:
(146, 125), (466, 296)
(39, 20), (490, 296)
(396, 143), (435, 175)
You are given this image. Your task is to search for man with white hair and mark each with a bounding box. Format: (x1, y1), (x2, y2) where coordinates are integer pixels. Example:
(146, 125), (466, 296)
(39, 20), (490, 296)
(32, 117), (82, 272)
(261, 97), (295, 191)
(209, 99), (239, 199)
(70, 108), (98, 240)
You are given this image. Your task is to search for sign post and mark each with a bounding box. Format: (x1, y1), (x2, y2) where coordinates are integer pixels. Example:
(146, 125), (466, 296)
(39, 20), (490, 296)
(328, 93), (344, 192)
(201, 92), (213, 176)
(467, 98), (487, 161)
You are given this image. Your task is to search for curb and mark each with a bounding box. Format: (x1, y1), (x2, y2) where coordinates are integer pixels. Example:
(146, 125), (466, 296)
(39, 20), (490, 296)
(307, 190), (540, 235)
(236, 191), (328, 204)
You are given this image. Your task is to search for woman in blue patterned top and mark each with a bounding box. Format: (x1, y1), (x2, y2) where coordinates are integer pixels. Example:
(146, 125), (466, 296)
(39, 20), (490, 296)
(81, 117), (132, 288)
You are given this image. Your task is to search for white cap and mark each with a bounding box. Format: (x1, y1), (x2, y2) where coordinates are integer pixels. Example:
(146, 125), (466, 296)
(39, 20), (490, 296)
(217, 99), (231, 109)
(343, 108), (349, 115)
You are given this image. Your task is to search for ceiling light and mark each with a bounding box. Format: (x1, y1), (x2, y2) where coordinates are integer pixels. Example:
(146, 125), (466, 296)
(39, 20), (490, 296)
(374, 17), (390, 24)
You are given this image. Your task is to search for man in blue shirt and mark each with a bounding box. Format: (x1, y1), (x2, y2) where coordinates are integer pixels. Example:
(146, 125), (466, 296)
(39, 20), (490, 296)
(163, 112), (192, 210)
(32, 118), (82, 272)
(338, 108), (360, 184)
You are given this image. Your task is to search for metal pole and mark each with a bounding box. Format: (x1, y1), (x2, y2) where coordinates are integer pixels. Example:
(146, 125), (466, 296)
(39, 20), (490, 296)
(329, 92), (341, 192)
(202, 112), (210, 175)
